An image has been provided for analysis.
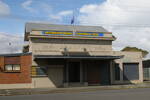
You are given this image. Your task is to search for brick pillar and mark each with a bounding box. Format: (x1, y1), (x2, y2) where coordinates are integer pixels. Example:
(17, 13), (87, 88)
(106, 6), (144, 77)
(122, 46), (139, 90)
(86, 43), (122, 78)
(80, 61), (83, 83)
(110, 60), (114, 84)
(119, 61), (124, 83)
(64, 60), (69, 87)
(0, 57), (4, 72)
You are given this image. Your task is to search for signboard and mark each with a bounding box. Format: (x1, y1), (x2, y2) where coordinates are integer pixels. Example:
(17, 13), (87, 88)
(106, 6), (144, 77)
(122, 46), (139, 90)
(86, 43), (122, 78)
(43, 31), (104, 37)
(44, 31), (73, 36)
(76, 32), (104, 37)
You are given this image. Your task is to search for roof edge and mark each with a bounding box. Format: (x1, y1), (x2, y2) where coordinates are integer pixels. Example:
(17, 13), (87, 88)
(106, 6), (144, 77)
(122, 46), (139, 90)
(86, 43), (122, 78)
(0, 52), (32, 57)
(34, 55), (123, 59)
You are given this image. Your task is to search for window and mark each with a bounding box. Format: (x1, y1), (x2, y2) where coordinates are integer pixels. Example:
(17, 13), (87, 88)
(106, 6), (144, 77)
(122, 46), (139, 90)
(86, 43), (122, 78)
(5, 64), (21, 71)
(5, 65), (13, 71)
(32, 66), (47, 77)
(13, 65), (21, 70)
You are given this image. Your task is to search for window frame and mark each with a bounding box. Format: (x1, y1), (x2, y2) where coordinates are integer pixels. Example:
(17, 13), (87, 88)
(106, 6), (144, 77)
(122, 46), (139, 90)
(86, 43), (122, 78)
(4, 64), (21, 72)
(31, 66), (48, 77)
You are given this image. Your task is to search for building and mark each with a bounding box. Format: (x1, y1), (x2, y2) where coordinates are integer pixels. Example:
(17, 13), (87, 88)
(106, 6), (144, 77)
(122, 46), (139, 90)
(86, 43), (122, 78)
(0, 22), (143, 89)
(143, 60), (150, 81)
(23, 22), (143, 88)
(0, 53), (32, 89)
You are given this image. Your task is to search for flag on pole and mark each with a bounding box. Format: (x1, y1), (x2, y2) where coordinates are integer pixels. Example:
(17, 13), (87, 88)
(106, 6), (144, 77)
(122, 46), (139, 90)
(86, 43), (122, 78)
(71, 10), (75, 36)
(71, 15), (74, 24)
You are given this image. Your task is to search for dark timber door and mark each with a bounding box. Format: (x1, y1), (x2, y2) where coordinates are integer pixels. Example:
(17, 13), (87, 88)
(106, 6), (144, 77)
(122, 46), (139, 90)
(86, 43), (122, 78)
(87, 61), (101, 84)
(87, 65), (101, 84)
(68, 62), (80, 82)
(87, 60), (110, 85)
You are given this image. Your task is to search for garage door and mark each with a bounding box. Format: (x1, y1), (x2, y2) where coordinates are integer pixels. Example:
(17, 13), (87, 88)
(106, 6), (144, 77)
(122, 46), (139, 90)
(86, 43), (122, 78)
(123, 63), (139, 81)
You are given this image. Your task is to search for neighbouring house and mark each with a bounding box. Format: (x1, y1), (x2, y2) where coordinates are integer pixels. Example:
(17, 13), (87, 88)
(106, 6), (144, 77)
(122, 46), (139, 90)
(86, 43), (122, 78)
(22, 22), (143, 88)
(0, 53), (32, 89)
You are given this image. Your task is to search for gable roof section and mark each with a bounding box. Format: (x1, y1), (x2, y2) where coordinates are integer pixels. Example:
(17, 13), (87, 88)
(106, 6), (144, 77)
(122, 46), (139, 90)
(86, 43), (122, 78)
(24, 22), (115, 41)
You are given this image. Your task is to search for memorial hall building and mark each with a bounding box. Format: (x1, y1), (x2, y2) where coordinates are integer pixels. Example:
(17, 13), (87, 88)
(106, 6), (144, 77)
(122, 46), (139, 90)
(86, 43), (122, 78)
(23, 22), (143, 88)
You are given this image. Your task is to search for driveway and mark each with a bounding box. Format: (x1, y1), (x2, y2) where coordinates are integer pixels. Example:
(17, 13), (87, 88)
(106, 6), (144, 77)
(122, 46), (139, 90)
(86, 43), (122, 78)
(0, 88), (150, 100)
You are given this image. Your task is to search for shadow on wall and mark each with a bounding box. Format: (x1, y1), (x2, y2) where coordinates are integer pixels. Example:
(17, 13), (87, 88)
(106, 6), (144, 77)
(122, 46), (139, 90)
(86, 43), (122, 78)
(35, 59), (64, 88)
(47, 66), (64, 88)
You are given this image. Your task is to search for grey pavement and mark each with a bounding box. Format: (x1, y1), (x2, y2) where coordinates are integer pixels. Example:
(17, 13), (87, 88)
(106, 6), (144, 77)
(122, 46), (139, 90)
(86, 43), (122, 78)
(0, 88), (150, 100)
(1, 83), (150, 96)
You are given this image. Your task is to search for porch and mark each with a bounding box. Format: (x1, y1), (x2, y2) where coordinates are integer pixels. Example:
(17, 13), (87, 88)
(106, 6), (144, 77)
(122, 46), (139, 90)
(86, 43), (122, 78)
(34, 55), (122, 87)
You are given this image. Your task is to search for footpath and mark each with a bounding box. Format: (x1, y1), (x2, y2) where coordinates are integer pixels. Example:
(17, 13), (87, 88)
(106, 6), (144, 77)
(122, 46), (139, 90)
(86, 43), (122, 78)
(1, 83), (150, 96)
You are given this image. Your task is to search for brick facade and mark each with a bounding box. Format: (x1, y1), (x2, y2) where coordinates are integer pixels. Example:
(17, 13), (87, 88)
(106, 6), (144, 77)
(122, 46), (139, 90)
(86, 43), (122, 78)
(0, 54), (32, 84)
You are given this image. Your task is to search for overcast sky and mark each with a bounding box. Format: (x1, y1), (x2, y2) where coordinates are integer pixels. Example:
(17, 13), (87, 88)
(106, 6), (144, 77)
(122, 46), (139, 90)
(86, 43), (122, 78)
(0, 0), (150, 58)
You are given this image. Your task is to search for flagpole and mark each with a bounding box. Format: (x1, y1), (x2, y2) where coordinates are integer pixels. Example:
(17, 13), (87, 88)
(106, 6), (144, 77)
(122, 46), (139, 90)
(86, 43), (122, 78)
(73, 23), (75, 36)
(71, 10), (76, 36)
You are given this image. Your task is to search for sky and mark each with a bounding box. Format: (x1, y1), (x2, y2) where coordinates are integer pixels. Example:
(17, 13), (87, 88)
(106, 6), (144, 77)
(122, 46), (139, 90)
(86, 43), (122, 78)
(0, 0), (150, 58)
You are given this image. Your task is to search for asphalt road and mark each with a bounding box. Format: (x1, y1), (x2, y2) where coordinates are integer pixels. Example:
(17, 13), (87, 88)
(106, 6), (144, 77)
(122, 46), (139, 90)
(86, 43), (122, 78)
(1, 88), (150, 100)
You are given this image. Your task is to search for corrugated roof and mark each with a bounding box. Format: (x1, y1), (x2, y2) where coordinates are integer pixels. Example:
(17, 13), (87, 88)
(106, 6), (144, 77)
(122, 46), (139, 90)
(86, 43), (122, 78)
(25, 22), (108, 33)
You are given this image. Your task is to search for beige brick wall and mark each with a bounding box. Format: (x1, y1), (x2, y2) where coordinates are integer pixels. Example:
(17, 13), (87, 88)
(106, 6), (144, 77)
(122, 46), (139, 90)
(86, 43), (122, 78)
(29, 38), (113, 56)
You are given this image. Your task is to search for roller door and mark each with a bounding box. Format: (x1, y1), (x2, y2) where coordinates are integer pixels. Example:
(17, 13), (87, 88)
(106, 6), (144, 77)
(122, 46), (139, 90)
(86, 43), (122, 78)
(123, 63), (139, 81)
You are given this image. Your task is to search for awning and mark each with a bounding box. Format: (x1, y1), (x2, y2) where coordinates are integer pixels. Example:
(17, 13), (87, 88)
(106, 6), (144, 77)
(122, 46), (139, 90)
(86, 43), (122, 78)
(34, 55), (123, 60)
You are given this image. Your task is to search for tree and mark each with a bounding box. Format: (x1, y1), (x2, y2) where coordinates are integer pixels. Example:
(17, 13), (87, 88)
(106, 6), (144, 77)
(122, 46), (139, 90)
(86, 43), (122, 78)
(121, 46), (149, 57)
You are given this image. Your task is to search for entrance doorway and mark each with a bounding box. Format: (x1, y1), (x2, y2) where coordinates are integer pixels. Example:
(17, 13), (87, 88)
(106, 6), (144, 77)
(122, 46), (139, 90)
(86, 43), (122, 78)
(68, 62), (80, 82)
(86, 60), (110, 85)
(87, 61), (101, 84)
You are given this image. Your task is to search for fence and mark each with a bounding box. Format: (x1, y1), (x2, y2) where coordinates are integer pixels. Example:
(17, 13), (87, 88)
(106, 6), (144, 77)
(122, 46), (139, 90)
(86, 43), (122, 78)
(143, 68), (150, 80)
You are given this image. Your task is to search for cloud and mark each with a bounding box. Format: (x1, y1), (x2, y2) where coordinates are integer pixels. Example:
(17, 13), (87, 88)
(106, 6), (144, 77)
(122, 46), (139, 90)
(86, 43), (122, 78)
(0, 0), (10, 16)
(21, 0), (36, 13)
(39, 3), (52, 13)
(21, 0), (52, 14)
(0, 32), (24, 54)
(49, 15), (62, 20)
(49, 10), (73, 21)
(78, 0), (150, 58)
(59, 10), (73, 16)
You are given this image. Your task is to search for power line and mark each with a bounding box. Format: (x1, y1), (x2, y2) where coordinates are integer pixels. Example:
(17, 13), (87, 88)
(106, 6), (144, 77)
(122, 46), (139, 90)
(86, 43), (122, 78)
(0, 33), (23, 38)
(80, 22), (150, 28)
